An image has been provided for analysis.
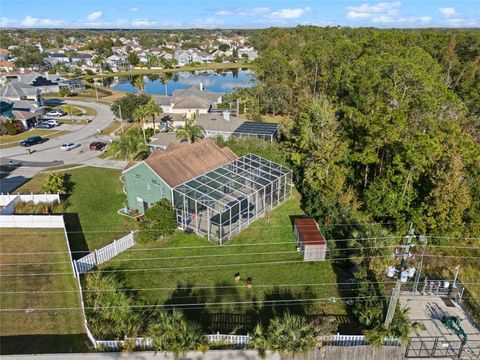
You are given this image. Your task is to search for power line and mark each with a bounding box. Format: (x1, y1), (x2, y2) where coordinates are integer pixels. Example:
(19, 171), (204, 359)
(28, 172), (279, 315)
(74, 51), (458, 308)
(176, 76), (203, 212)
(1, 254), (478, 278)
(2, 244), (479, 267)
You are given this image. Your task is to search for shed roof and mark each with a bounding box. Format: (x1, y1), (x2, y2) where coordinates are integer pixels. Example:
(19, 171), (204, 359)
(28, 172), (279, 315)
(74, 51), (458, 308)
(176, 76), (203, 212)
(294, 217), (326, 246)
(129, 139), (238, 188)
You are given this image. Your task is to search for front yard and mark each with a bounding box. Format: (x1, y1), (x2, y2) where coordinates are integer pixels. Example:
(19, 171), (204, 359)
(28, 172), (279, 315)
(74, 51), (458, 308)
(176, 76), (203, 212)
(0, 228), (86, 354)
(15, 167), (137, 252)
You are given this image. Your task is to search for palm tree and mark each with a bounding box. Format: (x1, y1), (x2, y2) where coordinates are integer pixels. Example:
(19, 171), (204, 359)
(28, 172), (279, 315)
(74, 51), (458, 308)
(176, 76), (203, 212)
(109, 129), (149, 161)
(160, 72), (172, 96)
(268, 312), (317, 360)
(133, 76), (145, 95)
(249, 325), (269, 359)
(144, 99), (162, 134)
(133, 105), (149, 144)
(148, 310), (207, 359)
(175, 117), (204, 144)
(92, 56), (105, 74)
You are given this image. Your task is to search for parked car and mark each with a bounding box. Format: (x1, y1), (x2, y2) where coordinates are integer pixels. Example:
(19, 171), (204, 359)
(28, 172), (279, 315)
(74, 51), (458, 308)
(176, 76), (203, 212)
(35, 122), (55, 129)
(60, 143), (80, 151)
(46, 109), (65, 117)
(43, 119), (60, 127)
(89, 141), (106, 151)
(20, 136), (44, 147)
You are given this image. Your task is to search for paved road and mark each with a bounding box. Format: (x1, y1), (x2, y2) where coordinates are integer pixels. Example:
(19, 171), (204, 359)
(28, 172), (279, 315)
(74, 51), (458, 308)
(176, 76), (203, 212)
(0, 100), (125, 193)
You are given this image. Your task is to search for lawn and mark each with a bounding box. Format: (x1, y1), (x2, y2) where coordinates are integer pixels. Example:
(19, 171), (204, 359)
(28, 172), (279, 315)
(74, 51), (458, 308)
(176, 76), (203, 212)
(0, 228), (87, 354)
(0, 130), (70, 148)
(15, 167), (137, 253)
(96, 190), (351, 334)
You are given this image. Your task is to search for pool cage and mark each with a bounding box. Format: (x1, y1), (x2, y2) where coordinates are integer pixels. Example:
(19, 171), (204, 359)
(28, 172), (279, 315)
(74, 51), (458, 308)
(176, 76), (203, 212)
(173, 154), (293, 244)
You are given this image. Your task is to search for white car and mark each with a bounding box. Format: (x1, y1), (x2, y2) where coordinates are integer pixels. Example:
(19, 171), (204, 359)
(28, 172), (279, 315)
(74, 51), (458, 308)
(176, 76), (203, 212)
(60, 143), (80, 151)
(46, 109), (65, 117)
(43, 119), (59, 127)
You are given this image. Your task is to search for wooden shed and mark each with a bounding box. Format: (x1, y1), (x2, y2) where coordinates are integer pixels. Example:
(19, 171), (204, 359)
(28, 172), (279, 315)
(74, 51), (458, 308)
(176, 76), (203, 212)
(294, 217), (326, 261)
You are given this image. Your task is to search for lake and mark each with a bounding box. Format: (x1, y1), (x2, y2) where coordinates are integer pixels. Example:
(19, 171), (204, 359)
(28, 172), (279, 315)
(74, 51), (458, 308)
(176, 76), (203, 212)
(108, 69), (256, 95)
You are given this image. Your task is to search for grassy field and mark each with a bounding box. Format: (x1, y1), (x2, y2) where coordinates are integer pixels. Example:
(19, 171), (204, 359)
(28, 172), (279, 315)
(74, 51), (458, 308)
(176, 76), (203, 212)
(0, 228), (86, 354)
(49, 104), (97, 117)
(96, 190), (350, 333)
(0, 130), (70, 148)
(15, 167), (137, 252)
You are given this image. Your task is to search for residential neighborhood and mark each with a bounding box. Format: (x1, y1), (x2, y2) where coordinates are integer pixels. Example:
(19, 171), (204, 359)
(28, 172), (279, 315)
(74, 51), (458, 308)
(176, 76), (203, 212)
(0, 1), (479, 360)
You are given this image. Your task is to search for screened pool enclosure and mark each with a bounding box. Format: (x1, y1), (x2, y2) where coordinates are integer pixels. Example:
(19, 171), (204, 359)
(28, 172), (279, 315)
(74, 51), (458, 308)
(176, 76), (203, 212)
(173, 154), (293, 244)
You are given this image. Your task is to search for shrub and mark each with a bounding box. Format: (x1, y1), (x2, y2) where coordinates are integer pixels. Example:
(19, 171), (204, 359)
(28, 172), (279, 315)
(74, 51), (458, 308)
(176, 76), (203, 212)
(0, 120), (17, 135)
(42, 173), (67, 194)
(59, 87), (72, 97)
(136, 199), (177, 243)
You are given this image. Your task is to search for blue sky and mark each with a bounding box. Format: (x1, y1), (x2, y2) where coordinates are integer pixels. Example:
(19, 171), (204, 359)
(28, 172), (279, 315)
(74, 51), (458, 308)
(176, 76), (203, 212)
(1, 1), (479, 28)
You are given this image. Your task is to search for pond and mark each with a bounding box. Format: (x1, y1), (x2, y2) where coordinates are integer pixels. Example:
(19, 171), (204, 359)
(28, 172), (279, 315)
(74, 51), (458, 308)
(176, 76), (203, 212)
(107, 69), (256, 95)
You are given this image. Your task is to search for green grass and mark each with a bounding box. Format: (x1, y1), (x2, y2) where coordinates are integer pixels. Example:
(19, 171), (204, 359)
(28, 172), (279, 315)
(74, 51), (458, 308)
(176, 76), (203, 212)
(15, 167), (137, 252)
(57, 104), (97, 117)
(0, 228), (87, 354)
(97, 190), (349, 332)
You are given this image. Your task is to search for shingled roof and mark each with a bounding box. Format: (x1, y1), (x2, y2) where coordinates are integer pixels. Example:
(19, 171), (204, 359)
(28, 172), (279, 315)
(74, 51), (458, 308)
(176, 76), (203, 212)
(127, 139), (238, 188)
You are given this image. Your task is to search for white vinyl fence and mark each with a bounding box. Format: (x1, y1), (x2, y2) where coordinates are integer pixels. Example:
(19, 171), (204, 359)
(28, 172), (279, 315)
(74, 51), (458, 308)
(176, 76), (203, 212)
(74, 231), (136, 275)
(0, 214), (65, 228)
(319, 333), (400, 347)
(0, 193), (60, 216)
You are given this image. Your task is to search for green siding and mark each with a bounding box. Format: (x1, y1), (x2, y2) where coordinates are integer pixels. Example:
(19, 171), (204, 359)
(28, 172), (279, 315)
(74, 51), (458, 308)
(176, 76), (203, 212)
(123, 163), (172, 213)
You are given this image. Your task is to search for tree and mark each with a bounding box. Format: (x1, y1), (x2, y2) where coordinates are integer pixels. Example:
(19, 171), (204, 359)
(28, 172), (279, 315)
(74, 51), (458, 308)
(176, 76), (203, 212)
(175, 117), (204, 143)
(251, 312), (316, 360)
(160, 72), (172, 96)
(137, 199), (177, 244)
(42, 173), (67, 194)
(144, 99), (162, 134)
(149, 310), (207, 359)
(109, 128), (150, 161)
(0, 120), (17, 135)
(58, 87), (72, 97)
(218, 43), (230, 52)
(127, 52), (140, 66)
(133, 105), (149, 144)
(111, 93), (150, 121)
(133, 76), (145, 95)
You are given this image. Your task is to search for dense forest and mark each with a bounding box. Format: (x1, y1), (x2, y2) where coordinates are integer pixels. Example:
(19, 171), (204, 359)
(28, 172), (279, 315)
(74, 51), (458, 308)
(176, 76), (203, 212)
(226, 27), (480, 329)
(233, 27), (480, 239)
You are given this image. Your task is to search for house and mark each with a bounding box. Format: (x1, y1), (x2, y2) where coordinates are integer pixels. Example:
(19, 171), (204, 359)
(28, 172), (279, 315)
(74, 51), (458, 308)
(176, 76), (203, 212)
(293, 217), (326, 261)
(45, 53), (70, 66)
(0, 61), (15, 72)
(0, 98), (38, 129)
(153, 83), (222, 118)
(0, 80), (45, 116)
(0, 49), (10, 61)
(122, 139), (293, 243)
(123, 139), (237, 214)
(1, 72), (82, 94)
(71, 53), (93, 65)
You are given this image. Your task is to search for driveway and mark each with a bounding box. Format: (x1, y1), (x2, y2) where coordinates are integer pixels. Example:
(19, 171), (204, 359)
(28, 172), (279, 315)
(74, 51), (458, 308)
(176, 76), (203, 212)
(0, 100), (126, 193)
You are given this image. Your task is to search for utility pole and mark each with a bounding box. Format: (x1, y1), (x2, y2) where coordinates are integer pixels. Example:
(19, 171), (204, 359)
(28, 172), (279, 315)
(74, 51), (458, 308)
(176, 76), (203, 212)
(413, 234), (427, 295)
(118, 104), (124, 133)
(385, 222), (416, 327)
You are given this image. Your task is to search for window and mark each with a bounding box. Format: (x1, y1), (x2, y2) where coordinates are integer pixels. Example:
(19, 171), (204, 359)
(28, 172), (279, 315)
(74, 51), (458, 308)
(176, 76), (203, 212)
(147, 183), (151, 196)
(134, 174), (141, 179)
(151, 179), (162, 186)
(160, 188), (165, 198)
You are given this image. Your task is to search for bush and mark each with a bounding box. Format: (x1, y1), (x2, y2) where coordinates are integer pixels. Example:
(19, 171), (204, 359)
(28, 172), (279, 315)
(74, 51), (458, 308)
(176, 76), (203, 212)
(137, 199), (177, 243)
(59, 87), (72, 97)
(42, 173), (67, 194)
(14, 200), (65, 214)
(0, 120), (17, 135)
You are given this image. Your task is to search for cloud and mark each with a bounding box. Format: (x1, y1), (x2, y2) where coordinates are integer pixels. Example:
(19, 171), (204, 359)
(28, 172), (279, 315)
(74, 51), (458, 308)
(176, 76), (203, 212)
(215, 10), (234, 16)
(128, 7), (140, 12)
(131, 19), (157, 27)
(439, 7), (456, 17)
(238, 7), (271, 16)
(193, 17), (225, 28)
(0, 17), (16, 27)
(346, 2), (400, 19)
(131, 19), (182, 28)
(372, 15), (431, 24)
(445, 17), (478, 27)
(19, 16), (64, 27)
(270, 7), (311, 19)
(86, 11), (103, 21)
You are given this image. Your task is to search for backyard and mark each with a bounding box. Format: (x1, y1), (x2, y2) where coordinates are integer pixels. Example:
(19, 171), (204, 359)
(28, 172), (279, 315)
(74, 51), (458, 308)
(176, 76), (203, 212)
(94, 190), (352, 334)
(0, 228), (86, 354)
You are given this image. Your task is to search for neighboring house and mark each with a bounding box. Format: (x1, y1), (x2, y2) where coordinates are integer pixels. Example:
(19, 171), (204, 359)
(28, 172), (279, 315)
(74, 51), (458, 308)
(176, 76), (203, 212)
(238, 47), (258, 60)
(71, 53), (93, 65)
(123, 139), (237, 214)
(0, 49), (10, 61)
(174, 51), (192, 66)
(106, 55), (130, 70)
(0, 61), (15, 72)
(1, 72), (83, 94)
(45, 53), (70, 66)
(153, 84), (222, 118)
(0, 97), (39, 129)
(0, 81), (45, 116)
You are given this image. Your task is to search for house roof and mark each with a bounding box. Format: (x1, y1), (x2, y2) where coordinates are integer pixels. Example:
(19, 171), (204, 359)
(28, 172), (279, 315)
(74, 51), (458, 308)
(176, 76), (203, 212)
(0, 80), (38, 99)
(294, 218), (326, 246)
(173, 84), (221, 103)
(152, 95), (173, 106)
(131, 139), (238, 188)
(12, 110), (36, 120)
(149, 132), (183, 148)
(172, 95), (212, 110)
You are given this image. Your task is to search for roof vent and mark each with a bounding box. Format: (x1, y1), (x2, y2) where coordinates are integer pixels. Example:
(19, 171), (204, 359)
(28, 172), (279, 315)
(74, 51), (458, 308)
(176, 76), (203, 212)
(199, 82), (203, 91)
(223, 111), (231, 122)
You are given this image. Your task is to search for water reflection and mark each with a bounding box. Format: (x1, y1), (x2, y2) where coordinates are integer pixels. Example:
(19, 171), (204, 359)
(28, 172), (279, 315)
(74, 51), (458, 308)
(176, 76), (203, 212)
(106, 69), (255, 95)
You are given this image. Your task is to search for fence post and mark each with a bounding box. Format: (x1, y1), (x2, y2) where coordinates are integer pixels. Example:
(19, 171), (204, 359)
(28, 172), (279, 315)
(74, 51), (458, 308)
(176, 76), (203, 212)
(113, 239), (118, 255)
(73, 260), (79, 277)
(94, 249), (98, 265)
